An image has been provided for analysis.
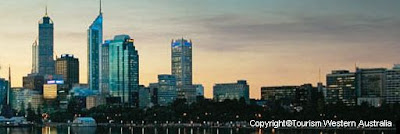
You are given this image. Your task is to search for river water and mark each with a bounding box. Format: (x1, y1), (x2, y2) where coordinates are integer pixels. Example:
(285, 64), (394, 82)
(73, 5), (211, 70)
(0, 126), (395, 134)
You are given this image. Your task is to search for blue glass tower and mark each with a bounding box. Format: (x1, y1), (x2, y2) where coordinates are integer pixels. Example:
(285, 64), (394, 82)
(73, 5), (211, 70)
(88, 1), (103, 91)
(107, 35), (139, 106)
(38, 8), (55, 76)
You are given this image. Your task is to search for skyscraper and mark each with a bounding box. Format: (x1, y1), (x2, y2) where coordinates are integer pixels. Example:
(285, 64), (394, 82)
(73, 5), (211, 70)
(55, 54), (79, 88)
(106, 35), (139, 106)
(38, 7), (55, 76)
(171, 38), (193, 99)
(101, 40), (110, 94)
(32, 39), (38, 73)
(88, 1), (103, 91)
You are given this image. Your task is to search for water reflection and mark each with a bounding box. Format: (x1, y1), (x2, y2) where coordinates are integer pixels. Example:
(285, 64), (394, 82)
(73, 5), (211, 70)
(0, 127), (395, 134)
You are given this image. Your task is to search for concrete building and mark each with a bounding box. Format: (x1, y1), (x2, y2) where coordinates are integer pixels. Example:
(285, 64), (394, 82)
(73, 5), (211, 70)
(213, 80), (249, 104)
(356, 68), (386, 107)
(326, 70), (357, 106)
(385, 65), (400, 104)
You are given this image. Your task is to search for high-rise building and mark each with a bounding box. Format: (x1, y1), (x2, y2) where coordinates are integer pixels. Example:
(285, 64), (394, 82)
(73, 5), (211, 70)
(22, 73), (45, 92)
(355, 68), (386, 107)
(171, 38), (192, 99)
(106, 35), (139, 106)
(326, 70), (356, 106)
(0, 78), (9, 106)
(88, 2), (103, 91)
(55, 54), (79, 88)
(38, 8), (55, 76)
(213, 80), (250, 104)
(100, 40), (110, 94)
(385, 65), (400, 103)
(156, 75), (177, 106)
(32, 40), (39, 73)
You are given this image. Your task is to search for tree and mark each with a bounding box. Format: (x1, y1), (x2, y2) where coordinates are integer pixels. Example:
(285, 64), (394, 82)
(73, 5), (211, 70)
(26, 103), (36, 122)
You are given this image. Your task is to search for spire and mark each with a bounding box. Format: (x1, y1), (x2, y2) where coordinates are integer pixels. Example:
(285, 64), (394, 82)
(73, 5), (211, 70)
(7, 65), (10, 105)
(99, 0), (102, 14)
(45, 5), (48, 16)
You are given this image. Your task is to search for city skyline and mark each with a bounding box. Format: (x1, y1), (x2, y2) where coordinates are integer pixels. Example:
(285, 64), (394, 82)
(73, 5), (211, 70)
(0, 0), (400, 99)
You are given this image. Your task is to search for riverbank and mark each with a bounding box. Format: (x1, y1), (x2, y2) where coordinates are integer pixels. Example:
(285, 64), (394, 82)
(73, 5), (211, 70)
(30, 122), (396, 131)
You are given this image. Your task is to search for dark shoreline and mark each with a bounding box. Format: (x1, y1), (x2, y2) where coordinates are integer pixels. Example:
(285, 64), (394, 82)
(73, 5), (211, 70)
(20, 123), (394, 131)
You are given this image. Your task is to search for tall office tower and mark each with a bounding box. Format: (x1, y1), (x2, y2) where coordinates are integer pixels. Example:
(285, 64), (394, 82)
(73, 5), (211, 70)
(32, 40), (39, 73)
(157, 75), (177, 106)
(213, 80), (250, 104)
(385, 65), (400, 104)
(171, 38), (193, 99)
(326, 70), (356, 106)
(355, 68), (386, 107)
(88, 1), (103, 91)
(0, 78), (9, 106)
(38, 8), (55, 76)
(55, 54), (79, 88)
(106, 35), (139, 106)
(100, 40), (110, 94)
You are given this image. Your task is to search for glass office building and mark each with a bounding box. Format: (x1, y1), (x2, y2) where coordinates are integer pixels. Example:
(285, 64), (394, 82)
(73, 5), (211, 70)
(87, 7), (103, 91)
(107, 35), (139, 106)
(171, 38), (193, 99)
(38, 10), (55, 76)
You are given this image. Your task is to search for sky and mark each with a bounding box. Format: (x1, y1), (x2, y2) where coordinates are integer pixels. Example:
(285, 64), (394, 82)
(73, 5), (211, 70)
(0, 0), (399, 99)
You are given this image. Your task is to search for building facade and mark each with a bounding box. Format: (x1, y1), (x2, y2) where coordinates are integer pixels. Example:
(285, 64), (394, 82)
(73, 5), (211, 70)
(213, 80), (249, 104)
(326, 70), (356, 106)
(138, 85), (152, 109)
(55, 54), (79, 88)
(107, 35), (139, 106)
(355, 68), (386, 107)
(32, 40), (39, 73)
(10, 88), (42, 113)
(88, 6), (103, 91)
(38, 10), (55, 76)
(100, 40), (110, 94)
(171, 38), (193, 99)
(157, 75), (177, 106)
(0, 78), (9, 105)
(385, 65), (400, 104)
(22, 73), (44, 92)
